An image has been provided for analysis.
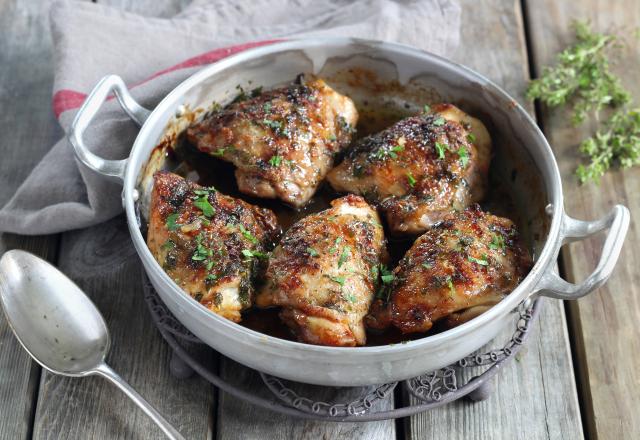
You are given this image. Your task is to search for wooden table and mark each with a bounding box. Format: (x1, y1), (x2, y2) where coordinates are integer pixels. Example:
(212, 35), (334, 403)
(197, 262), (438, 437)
(0, 0), (637, 438)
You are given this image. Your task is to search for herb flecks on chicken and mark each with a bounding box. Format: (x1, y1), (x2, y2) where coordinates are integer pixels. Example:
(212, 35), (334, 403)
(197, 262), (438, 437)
(366, 205), (531, 334)
(256, 195), (386, 347)
(147, 171), (280, 323)
(186, 76), (358, 207)
(327, 104), (491, 235)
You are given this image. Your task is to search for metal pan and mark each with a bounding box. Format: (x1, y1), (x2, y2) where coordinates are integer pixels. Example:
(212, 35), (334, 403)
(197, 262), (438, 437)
(69, 39), (629, 386)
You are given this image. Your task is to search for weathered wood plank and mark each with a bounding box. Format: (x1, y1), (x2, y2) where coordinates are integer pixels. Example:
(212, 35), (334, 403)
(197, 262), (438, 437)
(405, 1), (584, 438)
(0, 0), (62, 438)
(31, 216), (217, 440)
(524, 2), (640, 439)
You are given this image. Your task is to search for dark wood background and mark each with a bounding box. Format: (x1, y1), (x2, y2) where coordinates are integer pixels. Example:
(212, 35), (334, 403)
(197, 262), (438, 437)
(0, 0), (637, 438)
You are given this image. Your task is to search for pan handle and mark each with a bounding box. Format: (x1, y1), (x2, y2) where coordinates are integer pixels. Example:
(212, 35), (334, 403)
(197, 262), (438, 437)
(68, 75), (150, 183)
(535, 205), (630, 300)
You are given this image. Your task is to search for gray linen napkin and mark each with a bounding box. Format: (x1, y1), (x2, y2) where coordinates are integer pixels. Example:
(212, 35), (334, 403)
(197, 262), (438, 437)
(0, 0), (461, 235)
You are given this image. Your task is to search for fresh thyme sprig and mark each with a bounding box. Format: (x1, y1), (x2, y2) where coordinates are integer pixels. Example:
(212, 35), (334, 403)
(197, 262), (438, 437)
(526, 21), (629, 125)
(527, 21), (639, 183)
(576, 108), (640, 183)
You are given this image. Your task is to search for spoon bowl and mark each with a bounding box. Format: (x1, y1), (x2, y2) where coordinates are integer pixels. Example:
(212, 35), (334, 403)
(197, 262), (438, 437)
(0, 249), (109, 376)
(0, 250), (183, 440)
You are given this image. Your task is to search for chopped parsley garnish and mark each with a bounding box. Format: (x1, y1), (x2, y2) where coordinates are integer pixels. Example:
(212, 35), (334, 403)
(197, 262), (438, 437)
(374, 144), (405, 160)
(239, 224), (259, 244)
(406, 172), (416, 187)
(433, 117), (446, 126)
(262, 119), (288, 137)
(435, 142), (448, 159)
(390, 145), (404, 157)
(205, 273), (217, 283)
(466, 133), (476, 143)
(380, 264), (395, 284)
(329, 237), (342, 254)
(345, 293), (357, 303)
(241, 249), (268, 259)
(338, 246), (351, 268)
(268, 155), (283, 167)
(161, 240), (175, 251)
(468, 255), (489, 266)
(194, 195), (215, 218)
(423, 104), (431, 113)
(381, 273), (395, 284)
(205, 260), (215, 271)
(489, 233), (506, 251)
(327, 134), (337, 141)
(457, 146), (469, 167)
(192, 233), (211, 261)
(421, 262), (432, 270)
(328, 275), (346, 286)
(262, 102), (272, 113)
(212, 148), (226, 157)
(166, 213), (180, 231)
(376, 264), (395, 302)
(306, 247), (319, 257)
(447, 277), (456, 295)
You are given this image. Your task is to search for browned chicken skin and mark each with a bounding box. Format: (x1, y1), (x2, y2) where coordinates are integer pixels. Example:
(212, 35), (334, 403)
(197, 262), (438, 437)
(327, 104), (491, 235)
(256, 195), (385, 346)
(366, 205), (532, 334)
(186, 76), (358, 208)
(147, 171), (280, 322)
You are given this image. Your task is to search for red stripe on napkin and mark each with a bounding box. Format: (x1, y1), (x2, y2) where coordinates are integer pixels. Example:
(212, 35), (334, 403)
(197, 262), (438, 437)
(52, 39), (283, 118)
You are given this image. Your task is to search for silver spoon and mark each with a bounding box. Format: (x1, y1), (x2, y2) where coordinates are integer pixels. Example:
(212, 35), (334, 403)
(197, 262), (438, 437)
(0, 250), (184, 440)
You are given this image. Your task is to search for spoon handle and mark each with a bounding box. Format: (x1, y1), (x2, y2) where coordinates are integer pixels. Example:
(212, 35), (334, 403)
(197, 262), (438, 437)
(93, 363), (185, 440)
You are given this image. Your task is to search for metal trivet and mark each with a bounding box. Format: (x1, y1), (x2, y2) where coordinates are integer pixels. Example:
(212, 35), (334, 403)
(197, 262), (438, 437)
(143, 275), (541, 422)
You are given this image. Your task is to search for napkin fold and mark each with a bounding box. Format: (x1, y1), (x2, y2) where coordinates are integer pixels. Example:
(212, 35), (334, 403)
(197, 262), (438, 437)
(0, 0), (461, 234)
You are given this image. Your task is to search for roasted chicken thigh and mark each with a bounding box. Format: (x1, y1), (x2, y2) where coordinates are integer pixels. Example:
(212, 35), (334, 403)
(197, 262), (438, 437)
(147, 171), (279, 322)
(257, 195), (385, 346)
(327, 104), (491, 235)
(186, 76), (358, 207)
(366, 205), (531, 333)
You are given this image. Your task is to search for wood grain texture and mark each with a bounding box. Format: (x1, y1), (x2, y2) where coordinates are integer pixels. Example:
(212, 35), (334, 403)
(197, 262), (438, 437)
(0, 0), (62, 438)
(524, 2), (640, 439)
(32, 216), (217, 440)
(405, 1), (584, 438)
